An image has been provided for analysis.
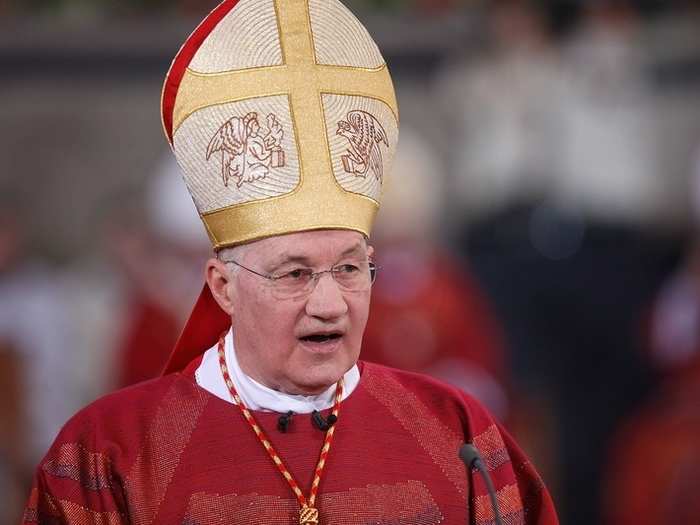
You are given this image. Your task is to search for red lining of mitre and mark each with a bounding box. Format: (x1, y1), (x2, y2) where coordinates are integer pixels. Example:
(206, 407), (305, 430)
(163, 284), (231, 375)
(161, 0), (241, 144)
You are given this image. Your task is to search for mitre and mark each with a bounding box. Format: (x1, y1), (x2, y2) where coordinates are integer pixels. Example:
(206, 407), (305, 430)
(162, 0), (399, 249)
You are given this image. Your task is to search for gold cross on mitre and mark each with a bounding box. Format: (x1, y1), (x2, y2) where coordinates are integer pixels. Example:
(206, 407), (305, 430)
(164, 0), (399, 250)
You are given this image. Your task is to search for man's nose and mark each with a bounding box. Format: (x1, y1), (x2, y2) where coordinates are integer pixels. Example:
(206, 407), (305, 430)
(304, 272), (348, 319)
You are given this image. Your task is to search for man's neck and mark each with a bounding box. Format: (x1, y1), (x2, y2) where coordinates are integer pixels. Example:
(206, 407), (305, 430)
(194, 328), (360, 413)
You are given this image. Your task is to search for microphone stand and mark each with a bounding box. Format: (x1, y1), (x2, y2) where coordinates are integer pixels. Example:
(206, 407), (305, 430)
(459, 443), (504, 525)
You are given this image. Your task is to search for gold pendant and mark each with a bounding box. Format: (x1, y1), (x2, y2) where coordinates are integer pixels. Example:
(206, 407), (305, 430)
(299, 505), (319, 525)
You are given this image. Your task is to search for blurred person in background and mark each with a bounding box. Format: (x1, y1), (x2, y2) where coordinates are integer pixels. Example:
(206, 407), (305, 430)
(434, 0), (564, 224)
(0, 204), (78, 524)
(107, 155), (210, 387)
(602, 279), (700, 524)
(602, 144), (700, 525)
(434, 1), (679, 524)
(0, 339), (25, 525)
(433, 0), (566, 509)
(556, 0), (665, 226)
(0, 210), (27, 525)
(542, 3), (684, 523)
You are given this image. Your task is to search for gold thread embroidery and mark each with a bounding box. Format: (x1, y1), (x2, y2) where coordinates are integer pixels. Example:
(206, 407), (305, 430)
(124, 381), (209, 525)
(362, 368), (468, 498)
(337, 110), (389, 182)
(206, 111), (286, 188)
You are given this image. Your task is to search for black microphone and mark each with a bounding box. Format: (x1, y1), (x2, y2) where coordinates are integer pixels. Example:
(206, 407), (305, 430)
(459, 443), (504, 525)
(311, 410), (337, 431)
(277, 411), (294, 433)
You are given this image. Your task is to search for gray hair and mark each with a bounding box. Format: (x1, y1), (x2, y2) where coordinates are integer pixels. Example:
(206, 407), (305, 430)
(217, 244), (248, 274)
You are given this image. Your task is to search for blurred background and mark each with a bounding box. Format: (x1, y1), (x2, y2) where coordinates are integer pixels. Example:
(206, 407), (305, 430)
(3, 0), (700, 523)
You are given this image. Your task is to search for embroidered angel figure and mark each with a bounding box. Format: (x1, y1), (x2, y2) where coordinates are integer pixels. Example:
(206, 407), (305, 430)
(206, 112), (285, 188)
(336, 110), (389, 182)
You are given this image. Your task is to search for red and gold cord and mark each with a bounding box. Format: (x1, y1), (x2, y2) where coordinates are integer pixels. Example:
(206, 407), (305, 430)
(217, 334), (343, 524)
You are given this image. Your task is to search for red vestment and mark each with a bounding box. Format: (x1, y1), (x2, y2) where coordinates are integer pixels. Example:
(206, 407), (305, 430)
(23, 287), (557, 524)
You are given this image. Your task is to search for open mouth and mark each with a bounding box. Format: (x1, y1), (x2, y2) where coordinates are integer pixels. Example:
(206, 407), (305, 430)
(300, 333), (342, 343)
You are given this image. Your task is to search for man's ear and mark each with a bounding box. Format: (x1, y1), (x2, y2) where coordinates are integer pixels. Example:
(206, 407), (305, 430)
(206, 258), (236, 316)
(367, 245), (374, 259)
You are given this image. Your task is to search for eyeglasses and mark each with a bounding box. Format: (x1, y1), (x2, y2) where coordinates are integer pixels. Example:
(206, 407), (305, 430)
(222, 258), (377, 299)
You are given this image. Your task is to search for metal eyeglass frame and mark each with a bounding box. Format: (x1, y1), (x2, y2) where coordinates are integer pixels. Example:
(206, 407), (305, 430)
(221, 258), (378, 294)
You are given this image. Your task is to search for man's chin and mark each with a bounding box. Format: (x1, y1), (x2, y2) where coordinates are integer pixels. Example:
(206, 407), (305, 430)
(285, 365), (350, 395)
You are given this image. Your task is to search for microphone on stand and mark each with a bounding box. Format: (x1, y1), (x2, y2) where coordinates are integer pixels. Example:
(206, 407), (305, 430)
(459, 443), (504, 525)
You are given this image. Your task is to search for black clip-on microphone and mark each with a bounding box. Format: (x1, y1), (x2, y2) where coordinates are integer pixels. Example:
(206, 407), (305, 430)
(277, 411), (294, 433)
(459, 443), (504, 525)
(311, 410), (337, 431)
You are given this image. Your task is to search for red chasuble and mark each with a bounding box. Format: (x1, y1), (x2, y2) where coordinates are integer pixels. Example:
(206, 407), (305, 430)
(23, 287), (558, 524)
(23, 361), (557, 524)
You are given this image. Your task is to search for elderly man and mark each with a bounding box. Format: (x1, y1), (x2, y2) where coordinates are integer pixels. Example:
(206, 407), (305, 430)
(23, 1), (557, 524)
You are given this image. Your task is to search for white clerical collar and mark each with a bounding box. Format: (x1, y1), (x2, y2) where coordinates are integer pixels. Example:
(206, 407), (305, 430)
(195, 328), (360, 413)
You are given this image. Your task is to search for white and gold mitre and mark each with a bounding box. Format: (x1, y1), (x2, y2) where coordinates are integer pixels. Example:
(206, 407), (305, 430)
(161, 0), (399, 249)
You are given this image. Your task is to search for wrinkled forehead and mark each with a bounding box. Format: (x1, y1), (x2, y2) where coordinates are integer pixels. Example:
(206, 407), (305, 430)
(238, 229), (369, 265)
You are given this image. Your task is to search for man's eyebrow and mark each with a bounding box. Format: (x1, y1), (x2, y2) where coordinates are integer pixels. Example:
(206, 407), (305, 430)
(264, 254), (312, 271)
(339, 242), (366, 257)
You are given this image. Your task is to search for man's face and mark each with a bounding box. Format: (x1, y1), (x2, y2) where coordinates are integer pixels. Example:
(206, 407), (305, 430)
(225, 230), (373, 395)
